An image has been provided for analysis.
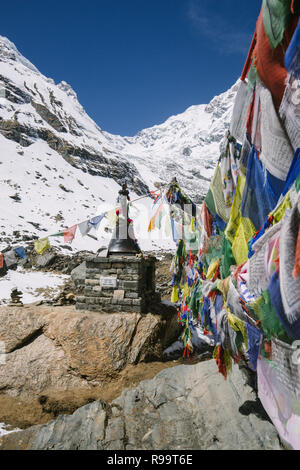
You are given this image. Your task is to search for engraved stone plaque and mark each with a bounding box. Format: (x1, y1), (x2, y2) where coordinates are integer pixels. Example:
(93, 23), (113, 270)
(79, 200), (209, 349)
(100, 277), (117, 288)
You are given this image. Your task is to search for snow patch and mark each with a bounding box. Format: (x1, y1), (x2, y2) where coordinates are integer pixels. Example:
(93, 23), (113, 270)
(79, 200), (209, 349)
(0, 267), (68, 305)
(0, 423), (20, 437)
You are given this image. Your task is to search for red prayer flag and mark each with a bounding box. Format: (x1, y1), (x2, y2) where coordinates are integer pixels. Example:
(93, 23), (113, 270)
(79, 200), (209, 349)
(293, 228), (300, 279)
(254, 11), (298, 110)
(202, 203), (213, 238)
(63, 225), (77, 244)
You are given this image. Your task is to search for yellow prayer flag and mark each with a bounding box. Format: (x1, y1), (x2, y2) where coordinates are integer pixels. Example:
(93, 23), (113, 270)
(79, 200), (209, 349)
(34, 237), (50, 255)
(171, 286), (179, 303)
(225, 174), (246, 244)
(206, 260), (219, 280)
(227, 311), (248, 350)
(224, 349), (233, 374)
(273, 193), (292, 224)
(189, 217), (196, 233)
(232, 217), (255, 266)
(183, 282), (190, 298)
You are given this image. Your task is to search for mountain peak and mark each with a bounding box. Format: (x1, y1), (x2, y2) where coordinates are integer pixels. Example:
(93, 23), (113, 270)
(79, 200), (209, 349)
(0, 35), (39, 73)
(0, 34), (237, 253)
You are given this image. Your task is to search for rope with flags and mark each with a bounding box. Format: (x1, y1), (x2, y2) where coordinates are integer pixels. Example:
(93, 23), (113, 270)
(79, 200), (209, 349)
(0, 188), (161, 266)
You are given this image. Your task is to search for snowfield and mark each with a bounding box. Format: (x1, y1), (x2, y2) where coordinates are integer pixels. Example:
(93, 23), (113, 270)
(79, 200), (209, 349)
(0, 266), (68, 305)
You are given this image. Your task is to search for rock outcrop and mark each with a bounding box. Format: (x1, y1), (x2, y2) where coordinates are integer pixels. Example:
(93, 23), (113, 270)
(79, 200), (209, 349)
(0, 360), (281, 450)
(0, 305), (181, 400)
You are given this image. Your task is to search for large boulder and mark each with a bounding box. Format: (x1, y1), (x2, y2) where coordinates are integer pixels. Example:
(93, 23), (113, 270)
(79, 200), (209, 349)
(34, 252), (57, 269)
(0, 334), (87, 399)
(70, 261), (86, 282)
(0, 360), (281, 450)
(0, 305), (180, 400)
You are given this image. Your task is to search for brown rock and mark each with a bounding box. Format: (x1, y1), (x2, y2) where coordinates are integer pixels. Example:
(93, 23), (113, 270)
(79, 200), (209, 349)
(0, 306), (45, 353)
(0, 334), (87, 399)
(0, 305), (179, 401)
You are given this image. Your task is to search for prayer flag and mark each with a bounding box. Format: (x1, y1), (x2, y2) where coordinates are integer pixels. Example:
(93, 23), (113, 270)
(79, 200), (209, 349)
(63, 225), (77, 244)
(246, 323), (263, 371)
(34, 238), (51, 255)
(14, 246), (26, 259)
(88, 214), (105, 231)
(78, 220), (91, 237)
(4, 250), (17, 267)
(293, 227), (300, 279)
(171, 286), (179, 303)
(148, 203), (164, 232)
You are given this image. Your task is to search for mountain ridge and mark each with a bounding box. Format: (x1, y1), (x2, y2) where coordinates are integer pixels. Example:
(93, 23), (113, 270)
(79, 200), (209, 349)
(0, 35), (237, 251)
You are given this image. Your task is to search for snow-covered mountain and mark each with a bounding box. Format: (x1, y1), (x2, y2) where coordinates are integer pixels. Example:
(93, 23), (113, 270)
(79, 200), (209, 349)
(105, 87), (238, 202)
(0, 35), (237, 252)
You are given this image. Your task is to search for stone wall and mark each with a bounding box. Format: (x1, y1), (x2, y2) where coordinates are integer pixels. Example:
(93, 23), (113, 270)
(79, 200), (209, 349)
(76, 256), (160, 313)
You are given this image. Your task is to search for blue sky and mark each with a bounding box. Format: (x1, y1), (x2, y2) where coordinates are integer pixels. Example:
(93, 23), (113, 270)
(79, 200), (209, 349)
(1, 0), (261, 136)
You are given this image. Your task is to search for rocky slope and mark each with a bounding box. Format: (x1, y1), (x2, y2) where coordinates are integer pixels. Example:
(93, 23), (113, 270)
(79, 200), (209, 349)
(0, 35), (237, 252)
(0, 360), (281, 450)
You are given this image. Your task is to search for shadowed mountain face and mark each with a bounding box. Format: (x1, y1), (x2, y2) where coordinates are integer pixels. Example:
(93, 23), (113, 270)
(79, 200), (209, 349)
(0, 35), (237, 250)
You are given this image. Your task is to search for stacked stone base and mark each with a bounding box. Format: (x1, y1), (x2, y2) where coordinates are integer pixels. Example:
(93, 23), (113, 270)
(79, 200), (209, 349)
(76, 255), (160, 313)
